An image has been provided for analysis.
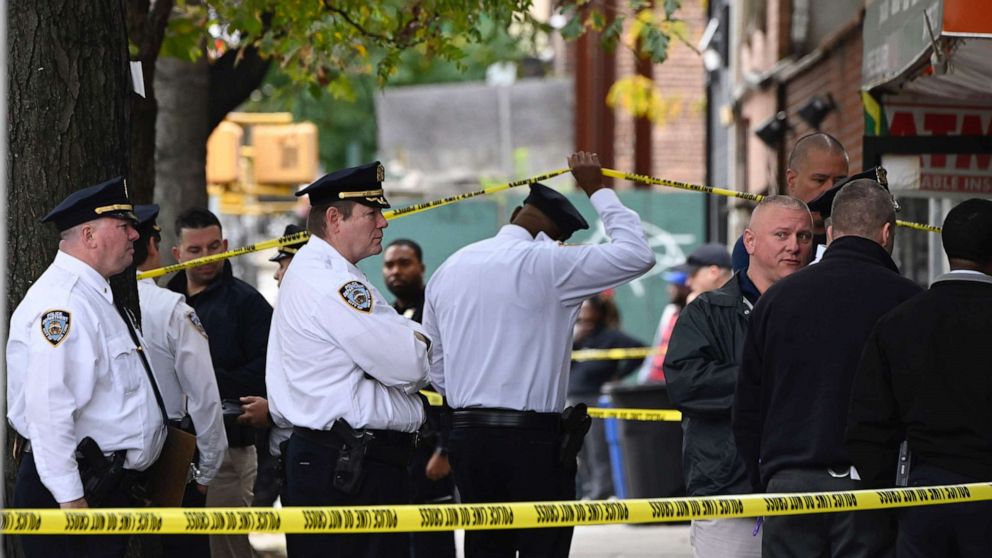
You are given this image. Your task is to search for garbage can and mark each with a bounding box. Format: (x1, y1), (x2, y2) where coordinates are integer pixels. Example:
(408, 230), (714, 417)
(601, 382), (685, 499)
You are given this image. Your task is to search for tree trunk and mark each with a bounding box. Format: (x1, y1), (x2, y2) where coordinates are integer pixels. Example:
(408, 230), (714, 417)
(154, 55), (210, 258)
(6, 0), (130, 554)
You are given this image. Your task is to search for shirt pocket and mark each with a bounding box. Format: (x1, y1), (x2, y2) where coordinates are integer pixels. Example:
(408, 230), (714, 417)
(106, 334), (142, 394)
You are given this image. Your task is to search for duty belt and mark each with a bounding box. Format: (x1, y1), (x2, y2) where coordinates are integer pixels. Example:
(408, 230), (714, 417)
(292, 426), (416, 467)
(451, 408), (562, 431)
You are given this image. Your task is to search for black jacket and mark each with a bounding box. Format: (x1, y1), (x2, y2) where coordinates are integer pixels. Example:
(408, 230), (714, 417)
(664, 272), (752, 496)
(847, 272), (992, 486)
(167, 261), (273, 399)
(568, 327), (644, 396)
(733, 236), (922, 490)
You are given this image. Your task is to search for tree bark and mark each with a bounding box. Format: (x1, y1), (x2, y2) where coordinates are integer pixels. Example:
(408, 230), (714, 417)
(6, 0), (131, 554)
(208, 45), (272, 133)
(154, 54), (210, 255)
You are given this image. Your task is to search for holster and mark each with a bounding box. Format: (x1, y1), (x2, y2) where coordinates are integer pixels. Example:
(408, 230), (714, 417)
(558, 404), (592, 468)
(76, 437), (127, 507)
(330, 419), (373, 496)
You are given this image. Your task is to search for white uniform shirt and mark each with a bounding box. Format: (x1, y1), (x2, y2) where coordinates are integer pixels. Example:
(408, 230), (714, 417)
(266, 235), (430, 433)
(423, 188), (656, 413)
(138, 278), (227, 484)
(7, 251), (167, 502)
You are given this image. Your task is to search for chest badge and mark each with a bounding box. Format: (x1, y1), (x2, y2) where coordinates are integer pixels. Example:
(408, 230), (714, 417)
(40, 309), (71, 347)
(339, 281), (373, 313)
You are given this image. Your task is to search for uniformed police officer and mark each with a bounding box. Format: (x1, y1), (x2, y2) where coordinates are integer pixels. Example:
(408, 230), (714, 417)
(7, 178), (168, 558)
(133, 204), (227, 557)
(422, 152), (656, 557)
(266, 162), (431, 558)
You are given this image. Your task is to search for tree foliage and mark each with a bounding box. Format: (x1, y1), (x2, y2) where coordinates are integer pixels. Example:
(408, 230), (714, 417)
(158, 1), (685, 103)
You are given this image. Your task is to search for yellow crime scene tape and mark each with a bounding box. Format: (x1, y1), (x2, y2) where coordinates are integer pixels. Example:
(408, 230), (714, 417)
(138, 166), (940, 280)
(137, 169), (570, 281)
(418, 390), (682, 422)
(4, 483), (988, 534)
(600, 168), (943, 234)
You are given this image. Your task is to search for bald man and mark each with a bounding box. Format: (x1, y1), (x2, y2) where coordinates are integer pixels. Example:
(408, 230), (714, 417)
(665, 196), (813, 557)
(785, 132), (849, 203)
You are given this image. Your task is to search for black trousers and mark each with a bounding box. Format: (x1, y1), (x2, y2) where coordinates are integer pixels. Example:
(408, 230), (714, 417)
(13, 452), (132, 558)
(897, 462), (992, 558)
(409, 443), (457, 558)
(159, 481), (210, 558)
(282, 431), (411, 558)
(448, 425), (576, 558)
(762, 468), (895, 558)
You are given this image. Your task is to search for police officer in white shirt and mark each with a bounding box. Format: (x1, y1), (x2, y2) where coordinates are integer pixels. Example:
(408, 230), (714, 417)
(7, 178), (168, 558)
(267, 162), (432, 558)
(422, 152), (656, 557)
(133, 204), (226, 557)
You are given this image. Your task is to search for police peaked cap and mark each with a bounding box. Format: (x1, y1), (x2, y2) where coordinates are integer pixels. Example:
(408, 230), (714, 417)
(134, 204), (162, 239)
(41, 176), (137, 232)
(296, 161), (390, 209)
(524, 182), (589, 240)
(270, 224), (308, 262)
(807, 166), (890, 218)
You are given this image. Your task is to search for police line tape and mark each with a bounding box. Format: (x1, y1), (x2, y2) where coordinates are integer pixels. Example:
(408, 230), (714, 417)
(417, 390), (683, 422)
(137, 166), (940, 280)
(600, 168), (943, 234)
(3, 483), (988, 534)
(137, 169), (570, 280)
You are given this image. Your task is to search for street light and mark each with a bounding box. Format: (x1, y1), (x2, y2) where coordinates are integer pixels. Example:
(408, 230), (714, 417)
(797, 94), (837, 130)
(755, 111), (789, 147)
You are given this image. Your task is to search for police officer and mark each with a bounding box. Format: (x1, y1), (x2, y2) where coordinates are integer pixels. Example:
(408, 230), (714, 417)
(267, 162), (431, 558)
(7, 178), (168, 557)
(270, 223), (307, 286)
(422, 152), (656, 557)
(133, 204), (226, 557)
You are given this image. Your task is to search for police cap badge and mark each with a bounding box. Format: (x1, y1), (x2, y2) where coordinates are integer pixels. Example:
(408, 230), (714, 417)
(296, 162), (390, 209)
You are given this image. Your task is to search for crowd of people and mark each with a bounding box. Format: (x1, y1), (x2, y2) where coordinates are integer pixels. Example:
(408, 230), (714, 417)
(6, 140), (992, 558)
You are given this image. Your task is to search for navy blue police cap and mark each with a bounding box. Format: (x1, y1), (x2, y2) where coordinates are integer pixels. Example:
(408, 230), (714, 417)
(296, 161), (390, 209)
(807, 166), (890, 218)
(41, 176), (137, 232)
(270, 224), (308, 262)
(524, 182), (589, 241)
(134, 204), (162, 240)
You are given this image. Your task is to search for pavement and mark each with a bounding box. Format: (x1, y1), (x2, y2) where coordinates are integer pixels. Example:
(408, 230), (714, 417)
(251, 523), (693, 557)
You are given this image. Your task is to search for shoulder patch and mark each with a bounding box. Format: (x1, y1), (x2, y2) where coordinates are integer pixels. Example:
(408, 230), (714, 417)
(187, 311), (208, 339)
(40, 310), (71, 347)
(339, 281), (373, 313)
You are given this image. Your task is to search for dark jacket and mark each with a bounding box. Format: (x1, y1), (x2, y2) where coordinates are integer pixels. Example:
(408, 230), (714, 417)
(847, 271), (992, 486)
(167, 260), (273, 400)
(733, 236), (922, 490)
(568, 327), (644, 396)
(664, 272), (753, 496)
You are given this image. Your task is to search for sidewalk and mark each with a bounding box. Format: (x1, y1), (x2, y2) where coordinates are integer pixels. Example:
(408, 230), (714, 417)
(251, 523), (693, 557)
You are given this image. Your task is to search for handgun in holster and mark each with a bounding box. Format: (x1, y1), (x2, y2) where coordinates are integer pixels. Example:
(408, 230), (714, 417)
(331, 419), (373, 495)
(76, 437), (126, 507)
(558, 403), (592, 468)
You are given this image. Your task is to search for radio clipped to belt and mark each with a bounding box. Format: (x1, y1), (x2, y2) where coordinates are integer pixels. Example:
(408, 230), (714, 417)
(559, 403), (592, 468)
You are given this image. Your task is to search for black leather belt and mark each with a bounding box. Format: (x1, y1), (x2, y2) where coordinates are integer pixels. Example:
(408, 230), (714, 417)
(292, 426), (416, 466)
(452, 408), (561, 431)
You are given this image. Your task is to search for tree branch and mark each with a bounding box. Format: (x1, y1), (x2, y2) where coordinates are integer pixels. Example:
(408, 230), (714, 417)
(207, 44), (272, 132)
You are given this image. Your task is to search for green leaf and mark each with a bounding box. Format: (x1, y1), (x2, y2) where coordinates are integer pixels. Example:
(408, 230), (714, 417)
(560, 12), (584, 41)
(588, 9), (606, 32)
(599, 18), (624, 52)
(663, 0), (681, 19)
(641, 25), (671, 64)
